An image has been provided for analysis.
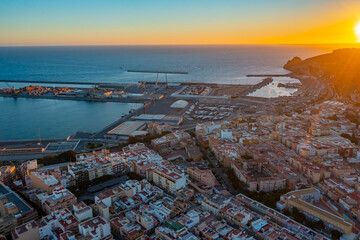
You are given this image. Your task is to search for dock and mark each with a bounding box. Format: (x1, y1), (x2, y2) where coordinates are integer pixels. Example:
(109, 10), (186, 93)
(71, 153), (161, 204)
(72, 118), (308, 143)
(0, 79), (107, 86)
(127, 70), (188, 74)
(246, 74), (290, 77)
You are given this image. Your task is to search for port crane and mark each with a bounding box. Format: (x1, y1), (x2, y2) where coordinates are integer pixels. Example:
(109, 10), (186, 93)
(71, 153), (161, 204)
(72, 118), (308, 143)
(137, 82), (146, 90)
(3, 81), (17, 96)
(155, 73), (159, 89)
(4, 81), (12, 89)
(4, 81), (16, 91)
(124, 84), (134, 90)
(155, 73), (169, 89)
(126, 69), (187, 90)
(143, 93), (154, 114)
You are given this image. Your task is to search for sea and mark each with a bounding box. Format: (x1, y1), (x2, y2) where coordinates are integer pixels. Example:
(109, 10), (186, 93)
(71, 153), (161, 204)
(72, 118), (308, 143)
(0, 44), (347, 140)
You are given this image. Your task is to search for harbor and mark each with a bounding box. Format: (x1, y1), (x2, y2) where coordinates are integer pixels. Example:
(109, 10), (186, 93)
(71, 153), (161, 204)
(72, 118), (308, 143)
(0, 76), (278, 103)
(0, 73), (324, 161)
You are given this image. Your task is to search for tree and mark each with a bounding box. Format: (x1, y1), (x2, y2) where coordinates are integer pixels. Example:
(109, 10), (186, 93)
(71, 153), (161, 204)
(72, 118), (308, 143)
(330, 230), (342, 240)
(315, 220), (325, 230)
(188, 131), (196, 138)
(341, 133), (351, 139)
(328, 115), (338, 121)
(283, 209), (291, 216)
(295, 109), (303, 114)
(38, 150), (77, 166)
(127, 136), (143, 144)
(291, 207), (306, 223)
(350, 133), (358, 144)
(341, 133), (358, 144)
(83, 199), (94, 205)
(58, 150), (77, 162)
(126, 172), (144, 181)
(241, 154), (253, 160)
(292, 207), (300, 215)
(345, 113), (359, 126)
(295, 212), (306, 223)
(86, 142), (103, 149)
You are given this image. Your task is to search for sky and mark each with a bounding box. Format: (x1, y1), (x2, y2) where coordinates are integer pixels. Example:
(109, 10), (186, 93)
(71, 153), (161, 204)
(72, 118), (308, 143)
(1, 0), (360, 46)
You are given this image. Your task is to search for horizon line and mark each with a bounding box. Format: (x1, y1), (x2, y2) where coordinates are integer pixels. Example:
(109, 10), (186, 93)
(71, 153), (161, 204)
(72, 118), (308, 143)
(1, 43), (360, 48)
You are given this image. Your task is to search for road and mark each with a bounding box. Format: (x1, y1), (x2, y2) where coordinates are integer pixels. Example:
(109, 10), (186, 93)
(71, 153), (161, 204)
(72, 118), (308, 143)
(204, 149), (237, 195)
(0, 138), (67, 161)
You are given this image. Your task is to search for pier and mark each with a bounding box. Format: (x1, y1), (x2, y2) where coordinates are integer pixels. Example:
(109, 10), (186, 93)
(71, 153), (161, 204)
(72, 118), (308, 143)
(0, 79), (108, 86)
(127, 70), (188, 74)
(246, 74), (290, 77)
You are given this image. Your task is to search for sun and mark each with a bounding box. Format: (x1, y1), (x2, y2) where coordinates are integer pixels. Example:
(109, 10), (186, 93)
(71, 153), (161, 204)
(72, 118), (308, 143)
(355, 22), (360, 42)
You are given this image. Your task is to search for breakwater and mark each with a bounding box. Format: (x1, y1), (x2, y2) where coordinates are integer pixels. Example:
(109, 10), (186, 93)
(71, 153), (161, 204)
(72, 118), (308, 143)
(243, 77), (273, 95)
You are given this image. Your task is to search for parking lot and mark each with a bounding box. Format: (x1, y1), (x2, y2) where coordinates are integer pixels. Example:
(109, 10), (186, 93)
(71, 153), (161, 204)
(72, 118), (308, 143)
(184, 102), (239, 121)
(45, 140), (80, 152)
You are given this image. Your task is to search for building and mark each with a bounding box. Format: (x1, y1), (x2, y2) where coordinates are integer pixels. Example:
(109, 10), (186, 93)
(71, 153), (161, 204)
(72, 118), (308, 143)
(278, 188), (353, 234)
(212, 143), (245, 168)
(152, 167), (187, 194)
(185, 144), (202, 161)
(176, 209), (200, 229)
(94, 179), (163, 215)
(151, 131), (191, 151)
(105, 121), (147, 140)
(135, 114), (183, 125)
(79, 216), (111, 240)
(187, 167), (215, 187)
(201, 194), (231, 216)
(42, 186), (77, 214)
(68, 158), (113, 184)
(0, 166), (16, 186)
(73, 202), (93, 222)
(37, 208), (78, 239)
(170, 100), (188, 109)
(30, 171), (59, 193)
(231, 162), (286, 192)
(258, 177), (286, 192)
(135, 161), (155, 177)
(11, 220), (40, 240)
(155, 224), (198, 240)
(0, 184), (38, 236)
(106, 143), (163, 173)
(18, 160), (38, 184)
(110, 216), (145, 240)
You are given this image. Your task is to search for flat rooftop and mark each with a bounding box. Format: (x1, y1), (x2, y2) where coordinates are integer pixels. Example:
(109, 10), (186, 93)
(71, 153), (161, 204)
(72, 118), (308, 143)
(0, 184), (32, 214)
(135, 114), (166, 120)
(134, 114), (182, 124)
(289, 197), (352, 229)
(107, 121), (146, 136)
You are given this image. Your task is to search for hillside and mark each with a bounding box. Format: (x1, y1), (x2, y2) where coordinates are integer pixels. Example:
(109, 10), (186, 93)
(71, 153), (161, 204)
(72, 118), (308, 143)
(284, 48), (360, 96)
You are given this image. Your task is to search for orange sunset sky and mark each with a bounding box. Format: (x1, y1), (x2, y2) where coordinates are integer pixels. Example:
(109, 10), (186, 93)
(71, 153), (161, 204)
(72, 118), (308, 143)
(1, 0), (360, 46)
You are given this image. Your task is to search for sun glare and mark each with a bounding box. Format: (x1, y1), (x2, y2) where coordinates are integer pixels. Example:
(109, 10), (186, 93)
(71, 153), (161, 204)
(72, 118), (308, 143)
(355, 22), (360, 42)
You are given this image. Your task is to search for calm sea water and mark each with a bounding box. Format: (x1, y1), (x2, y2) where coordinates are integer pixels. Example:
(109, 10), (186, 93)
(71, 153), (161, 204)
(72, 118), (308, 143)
(249, 77), (301, 98)
(0, 97), (141, 140)
(0, 45), (341, 140)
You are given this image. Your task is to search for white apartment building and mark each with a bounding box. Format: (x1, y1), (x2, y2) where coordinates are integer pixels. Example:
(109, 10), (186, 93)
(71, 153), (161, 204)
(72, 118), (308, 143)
(152, 167), (187, 193)
(79, 216), (111, 240)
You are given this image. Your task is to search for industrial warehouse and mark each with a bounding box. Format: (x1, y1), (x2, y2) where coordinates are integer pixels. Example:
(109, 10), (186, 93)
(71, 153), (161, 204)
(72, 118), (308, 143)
(105, 121), (147, 140)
